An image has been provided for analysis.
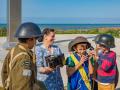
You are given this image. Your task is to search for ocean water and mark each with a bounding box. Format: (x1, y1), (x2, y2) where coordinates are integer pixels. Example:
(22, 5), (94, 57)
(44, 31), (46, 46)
(39, 24), (120, 30)
(0, 24), (6, 28)
(1, 24), (120, 30)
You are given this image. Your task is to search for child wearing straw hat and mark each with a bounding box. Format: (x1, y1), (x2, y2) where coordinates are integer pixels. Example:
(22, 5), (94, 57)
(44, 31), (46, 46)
(66, 36), (93, 90)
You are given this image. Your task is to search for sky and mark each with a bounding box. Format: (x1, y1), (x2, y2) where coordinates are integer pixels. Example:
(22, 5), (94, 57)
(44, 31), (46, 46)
(0, 0), (120, 24)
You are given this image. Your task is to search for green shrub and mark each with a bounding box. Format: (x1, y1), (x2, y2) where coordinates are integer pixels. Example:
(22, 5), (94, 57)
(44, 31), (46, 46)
(0, 27), (120, 38)
(0, 27), (7, 37)
(55, 28), (120, 38)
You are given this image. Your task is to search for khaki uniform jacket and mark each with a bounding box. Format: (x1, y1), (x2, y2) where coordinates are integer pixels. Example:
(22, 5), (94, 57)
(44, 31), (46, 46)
(1, 44), (36, 90)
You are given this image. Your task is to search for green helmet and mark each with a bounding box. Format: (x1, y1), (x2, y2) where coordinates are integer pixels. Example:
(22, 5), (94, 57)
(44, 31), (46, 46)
(96, 34), (115, 48)
(14, 22), (41, 38)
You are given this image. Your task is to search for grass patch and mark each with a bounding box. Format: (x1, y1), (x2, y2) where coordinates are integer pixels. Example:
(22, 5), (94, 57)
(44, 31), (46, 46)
(0, 27), (120, 38)
(55, 28), (120, 38)
(0, 27), (7, 37)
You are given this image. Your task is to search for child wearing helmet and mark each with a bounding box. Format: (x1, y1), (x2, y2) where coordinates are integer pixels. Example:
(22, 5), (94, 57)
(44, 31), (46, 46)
(66, 36), (93, 90)
(93, 34), (118, 90)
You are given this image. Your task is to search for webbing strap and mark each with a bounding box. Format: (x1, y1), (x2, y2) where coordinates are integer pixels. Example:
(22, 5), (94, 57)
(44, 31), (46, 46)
(70, 54), (91, 90)
(5, 47), (28, 89)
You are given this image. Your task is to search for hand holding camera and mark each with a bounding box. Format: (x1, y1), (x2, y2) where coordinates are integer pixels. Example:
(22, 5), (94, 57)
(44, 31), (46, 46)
(80, 55), (88, 64)
(45, 54), (65, 69)
(44, 67), (54, 74)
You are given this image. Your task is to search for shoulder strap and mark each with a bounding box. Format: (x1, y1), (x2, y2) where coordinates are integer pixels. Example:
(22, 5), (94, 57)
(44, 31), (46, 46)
(70, 53), (91, 90)
(9, 52), (28, 70)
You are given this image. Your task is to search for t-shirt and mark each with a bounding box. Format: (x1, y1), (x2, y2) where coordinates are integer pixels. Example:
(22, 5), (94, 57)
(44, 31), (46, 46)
(97, 51), (117, 83)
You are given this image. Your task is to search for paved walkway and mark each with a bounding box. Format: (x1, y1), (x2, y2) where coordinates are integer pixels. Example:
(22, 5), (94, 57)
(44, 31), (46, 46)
(0, 34), (120, 89)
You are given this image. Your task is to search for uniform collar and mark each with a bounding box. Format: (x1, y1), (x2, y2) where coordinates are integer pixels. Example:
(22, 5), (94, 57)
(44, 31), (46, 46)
(17, 43), (33, 56)
(18, 43), (29, 51)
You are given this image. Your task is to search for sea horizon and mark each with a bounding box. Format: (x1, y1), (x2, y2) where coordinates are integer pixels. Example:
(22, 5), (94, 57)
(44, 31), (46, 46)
(1, 23), (120, 30)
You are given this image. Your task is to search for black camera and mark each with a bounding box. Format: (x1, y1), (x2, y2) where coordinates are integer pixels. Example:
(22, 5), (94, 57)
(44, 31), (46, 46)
(45, 54), (65, 68)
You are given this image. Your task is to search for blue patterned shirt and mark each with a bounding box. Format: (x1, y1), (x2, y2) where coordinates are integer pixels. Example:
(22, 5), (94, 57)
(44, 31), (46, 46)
(36, 44), (64, 90)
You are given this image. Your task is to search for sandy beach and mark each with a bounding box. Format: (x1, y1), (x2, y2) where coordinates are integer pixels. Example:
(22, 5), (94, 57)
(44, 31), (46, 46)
(0, 34), (120, 89)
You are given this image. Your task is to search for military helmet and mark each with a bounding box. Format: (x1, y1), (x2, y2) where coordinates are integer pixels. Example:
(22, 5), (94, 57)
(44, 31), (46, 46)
(93, 34), (101, 43)
(96, 34), (115, 48)
(14, 22), (41, 38)
(69, 36), (91, 51)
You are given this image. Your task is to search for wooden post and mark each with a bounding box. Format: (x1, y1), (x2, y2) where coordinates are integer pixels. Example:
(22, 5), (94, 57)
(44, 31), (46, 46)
(4, 0), (21, 49)
(7, 0), (21, 42)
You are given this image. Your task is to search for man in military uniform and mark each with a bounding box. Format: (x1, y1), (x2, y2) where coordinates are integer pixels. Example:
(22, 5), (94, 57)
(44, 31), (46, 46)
(1, 22), (43, 90)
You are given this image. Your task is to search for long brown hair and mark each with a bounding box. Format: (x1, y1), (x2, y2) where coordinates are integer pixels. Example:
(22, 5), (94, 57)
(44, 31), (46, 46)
(38, 28), (55, 42)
